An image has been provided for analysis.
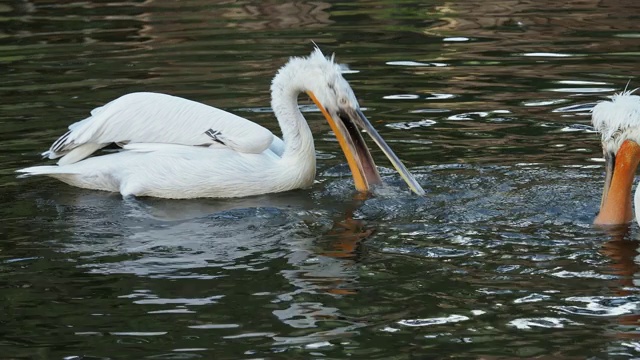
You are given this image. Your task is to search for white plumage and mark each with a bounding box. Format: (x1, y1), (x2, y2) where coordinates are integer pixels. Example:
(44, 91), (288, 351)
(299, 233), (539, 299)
(591, 90), (640, 225)
(44, 92), (284, 166)
(591, 90), (640, 155)
(17, 48), (425, 199)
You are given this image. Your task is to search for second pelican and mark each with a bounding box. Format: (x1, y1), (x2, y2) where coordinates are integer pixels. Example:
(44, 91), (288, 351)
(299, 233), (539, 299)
(17, 48), (425, 199)
(592, 90), (640, 225)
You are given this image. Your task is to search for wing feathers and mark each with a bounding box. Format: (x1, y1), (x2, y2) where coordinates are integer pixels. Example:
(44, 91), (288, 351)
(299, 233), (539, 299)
(47, 92), (277, 164)
(57, 143), (108, 166)
(45, 130), (72, 158)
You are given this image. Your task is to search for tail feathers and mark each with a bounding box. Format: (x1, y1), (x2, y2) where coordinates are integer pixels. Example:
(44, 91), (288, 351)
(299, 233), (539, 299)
(16, 165), (78, 178)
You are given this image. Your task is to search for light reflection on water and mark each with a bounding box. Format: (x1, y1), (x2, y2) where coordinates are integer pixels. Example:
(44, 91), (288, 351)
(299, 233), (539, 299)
(1, 0), (640, 358)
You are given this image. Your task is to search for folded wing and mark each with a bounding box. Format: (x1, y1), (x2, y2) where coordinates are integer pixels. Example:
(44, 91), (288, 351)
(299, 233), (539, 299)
(45, 92), (280, 165)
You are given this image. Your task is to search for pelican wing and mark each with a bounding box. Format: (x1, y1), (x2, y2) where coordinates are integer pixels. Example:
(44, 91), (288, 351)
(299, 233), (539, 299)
(45, 92), (279, 165)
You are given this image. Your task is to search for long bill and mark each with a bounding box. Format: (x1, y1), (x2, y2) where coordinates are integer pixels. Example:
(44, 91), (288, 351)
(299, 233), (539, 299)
(307, 91), (425, 196)
(594, 139), (640, 225)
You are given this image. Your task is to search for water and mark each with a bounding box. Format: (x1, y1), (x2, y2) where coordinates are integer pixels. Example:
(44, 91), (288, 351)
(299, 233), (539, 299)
(2, 0), (640, 358)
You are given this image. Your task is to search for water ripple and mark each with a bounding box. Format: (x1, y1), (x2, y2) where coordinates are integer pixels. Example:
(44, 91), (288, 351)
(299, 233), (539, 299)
(550, 270), (617, 280)
(519, 52), (578, 57)
(383, 94), (420, 100)
(513, 293), (552, 304)
(398, 315), (470, 327)
(508, 317), (581, 330)
(386, 61), (448, 67)
(381, 246), (484, 259)
(386, 119), (436, 130)
(443, 37), (471, 42)
(553, 296), (640, 317)
(547, 87), (616, 93)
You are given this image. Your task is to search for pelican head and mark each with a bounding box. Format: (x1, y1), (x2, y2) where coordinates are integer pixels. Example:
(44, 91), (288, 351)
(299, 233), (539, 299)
(592, 91), (640, 225)
(272, 48), (425, 196)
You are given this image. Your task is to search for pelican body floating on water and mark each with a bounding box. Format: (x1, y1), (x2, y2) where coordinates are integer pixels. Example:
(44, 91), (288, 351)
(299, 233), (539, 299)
(18, 48), (425, 199)
(592, 91), (640, 225)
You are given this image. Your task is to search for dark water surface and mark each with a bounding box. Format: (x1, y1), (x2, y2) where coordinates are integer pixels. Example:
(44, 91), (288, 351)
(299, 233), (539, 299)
(2, 0), (640, 359)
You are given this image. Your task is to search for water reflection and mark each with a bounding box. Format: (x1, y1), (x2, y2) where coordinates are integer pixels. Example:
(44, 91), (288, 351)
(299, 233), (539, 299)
(597, 226), (640, 341)
(36, 188), (376, 346)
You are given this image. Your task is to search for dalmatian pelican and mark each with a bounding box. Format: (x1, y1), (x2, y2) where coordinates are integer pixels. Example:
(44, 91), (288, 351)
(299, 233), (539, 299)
(592, 90), (640, 225)
(17, 48), (425, 199)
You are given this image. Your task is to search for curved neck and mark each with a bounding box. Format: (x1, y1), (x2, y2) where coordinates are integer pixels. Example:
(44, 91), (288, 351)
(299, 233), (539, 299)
(270, 73), (315, 162)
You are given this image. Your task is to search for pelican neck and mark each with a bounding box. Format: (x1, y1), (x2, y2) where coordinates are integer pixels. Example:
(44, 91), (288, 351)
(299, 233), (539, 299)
(270, 72), (315, 161)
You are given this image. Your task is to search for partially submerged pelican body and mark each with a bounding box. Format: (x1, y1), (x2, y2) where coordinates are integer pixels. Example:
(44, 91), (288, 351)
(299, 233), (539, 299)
(17, 49), (424, 199)
(592, 91), (640, 225)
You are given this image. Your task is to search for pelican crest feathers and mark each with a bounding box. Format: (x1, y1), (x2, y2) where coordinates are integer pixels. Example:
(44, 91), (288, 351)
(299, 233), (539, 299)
(592, 89), (640, 154)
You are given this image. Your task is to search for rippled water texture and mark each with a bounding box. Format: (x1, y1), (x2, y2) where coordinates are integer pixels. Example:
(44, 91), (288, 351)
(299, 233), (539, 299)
(2, 1), (640, 359)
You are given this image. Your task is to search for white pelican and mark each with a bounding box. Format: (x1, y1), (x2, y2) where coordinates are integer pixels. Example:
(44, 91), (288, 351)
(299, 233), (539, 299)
(592, 90), (640, 225)
(17, 48), (425, 199)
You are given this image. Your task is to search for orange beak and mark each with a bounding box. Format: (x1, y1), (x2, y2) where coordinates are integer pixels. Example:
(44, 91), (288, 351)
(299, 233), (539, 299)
(594, 139), (640, 225)
(306, 90), (425, 196)
(306, 90), (380, 192)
